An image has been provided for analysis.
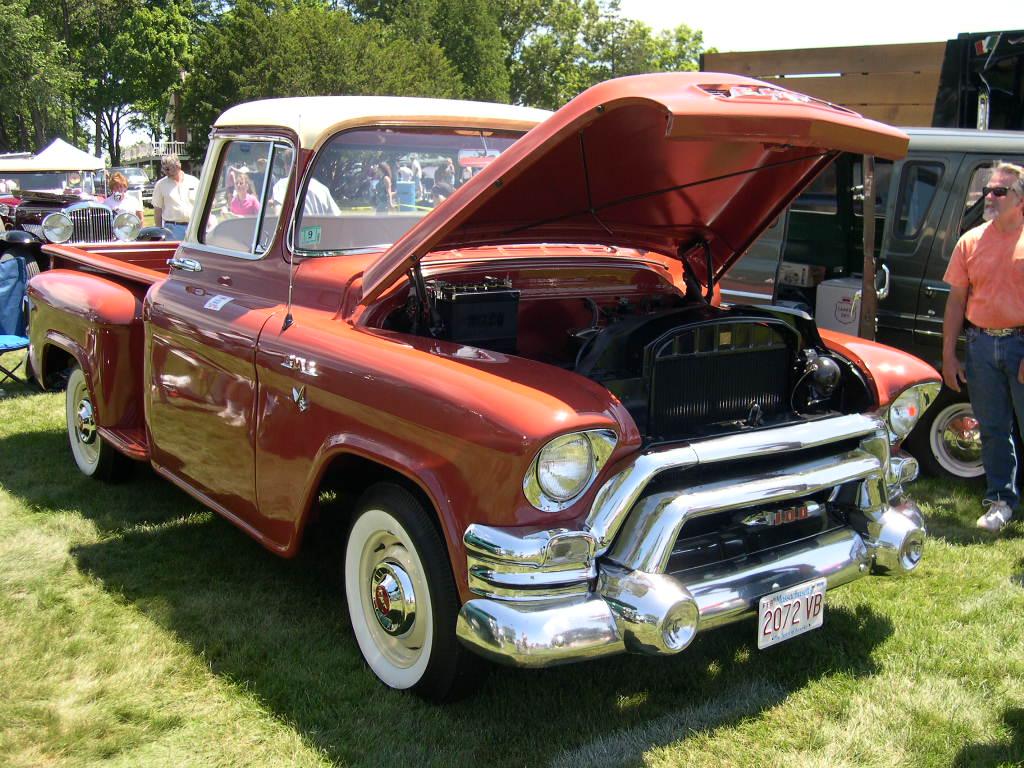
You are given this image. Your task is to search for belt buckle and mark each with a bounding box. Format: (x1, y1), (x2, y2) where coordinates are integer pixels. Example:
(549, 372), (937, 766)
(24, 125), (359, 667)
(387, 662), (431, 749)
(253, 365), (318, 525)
(984, 328), (1014, 337)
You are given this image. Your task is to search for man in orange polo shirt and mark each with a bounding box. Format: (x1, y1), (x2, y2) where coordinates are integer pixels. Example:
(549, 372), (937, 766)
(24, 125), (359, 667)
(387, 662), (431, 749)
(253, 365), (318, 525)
(943, 162), (1024, 532)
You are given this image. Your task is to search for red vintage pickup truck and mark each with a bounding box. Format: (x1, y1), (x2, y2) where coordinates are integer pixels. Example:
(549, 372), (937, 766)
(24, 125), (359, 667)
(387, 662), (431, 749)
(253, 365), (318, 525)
(27, 73), (941, 700)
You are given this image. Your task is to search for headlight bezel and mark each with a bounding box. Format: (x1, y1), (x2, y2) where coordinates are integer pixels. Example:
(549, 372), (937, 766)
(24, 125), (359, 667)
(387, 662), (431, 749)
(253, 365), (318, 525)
(524, 429), (617, 512)
(113, 211), (141, 241)
(885, 381), (941, 440)
(41, 212), (73, 243)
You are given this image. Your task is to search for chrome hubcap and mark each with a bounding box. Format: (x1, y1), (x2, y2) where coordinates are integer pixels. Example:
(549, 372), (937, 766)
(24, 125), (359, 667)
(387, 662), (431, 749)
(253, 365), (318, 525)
(370, 562), (417, 636)
(937, 407), (982, 465)
(75, 399), (97, 444)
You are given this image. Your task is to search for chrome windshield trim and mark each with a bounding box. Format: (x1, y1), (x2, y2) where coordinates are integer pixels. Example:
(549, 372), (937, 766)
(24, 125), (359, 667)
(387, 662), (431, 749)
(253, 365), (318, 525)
(586, 413), (885, 553)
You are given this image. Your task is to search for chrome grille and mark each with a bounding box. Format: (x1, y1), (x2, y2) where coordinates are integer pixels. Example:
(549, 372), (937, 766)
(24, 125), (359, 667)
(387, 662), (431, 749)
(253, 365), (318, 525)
(648, 320), (793, 439)
(68, 207), (114, 243)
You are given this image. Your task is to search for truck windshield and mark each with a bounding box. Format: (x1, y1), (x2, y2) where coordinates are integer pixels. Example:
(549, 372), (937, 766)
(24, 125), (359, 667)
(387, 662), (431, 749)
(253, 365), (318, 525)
(0, 170), (102, 195)
(294, 126), (523, 255)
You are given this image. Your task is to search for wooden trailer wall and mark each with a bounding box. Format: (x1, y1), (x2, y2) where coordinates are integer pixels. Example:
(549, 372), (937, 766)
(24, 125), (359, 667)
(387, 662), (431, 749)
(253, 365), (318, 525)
(702, 42), (946, 126)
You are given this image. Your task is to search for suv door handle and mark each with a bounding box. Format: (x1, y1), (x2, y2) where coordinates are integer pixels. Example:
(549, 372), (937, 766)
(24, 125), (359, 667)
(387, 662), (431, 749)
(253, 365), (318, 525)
(168, 257), (203, 272)
(923, 285), (950, 297)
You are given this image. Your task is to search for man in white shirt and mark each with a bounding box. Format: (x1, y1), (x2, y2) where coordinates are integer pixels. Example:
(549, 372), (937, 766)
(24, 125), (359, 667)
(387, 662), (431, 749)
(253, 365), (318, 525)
(272, 175), (340, 216)
(152, 154), (200, 240)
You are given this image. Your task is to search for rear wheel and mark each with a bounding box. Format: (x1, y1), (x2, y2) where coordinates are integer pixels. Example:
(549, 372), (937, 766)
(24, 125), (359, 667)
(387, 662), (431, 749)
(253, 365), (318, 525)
(344, 483), (479, 701)
(65, 366), (129, 481)
(906, 391), (984, 480)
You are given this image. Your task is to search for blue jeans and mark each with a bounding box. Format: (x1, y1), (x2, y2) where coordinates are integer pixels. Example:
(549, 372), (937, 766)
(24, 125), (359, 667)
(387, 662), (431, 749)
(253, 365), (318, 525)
(163, 221), (187, 240)
(965, 327), (1024, 507)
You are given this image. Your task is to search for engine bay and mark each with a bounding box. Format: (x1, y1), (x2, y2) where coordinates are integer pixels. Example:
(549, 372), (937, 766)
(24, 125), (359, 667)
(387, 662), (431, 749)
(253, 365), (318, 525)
(379, 264), (873, 443)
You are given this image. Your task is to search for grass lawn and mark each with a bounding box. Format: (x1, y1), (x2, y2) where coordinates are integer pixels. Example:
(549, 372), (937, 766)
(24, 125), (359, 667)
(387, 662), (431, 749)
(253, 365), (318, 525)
(0, 364), (1022, 767)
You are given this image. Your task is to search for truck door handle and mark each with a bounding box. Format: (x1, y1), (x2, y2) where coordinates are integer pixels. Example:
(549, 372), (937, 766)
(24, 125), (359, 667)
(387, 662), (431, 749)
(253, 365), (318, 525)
(924, 285), (950, 297)
(167, 257), (203, 272)
(876, 263), (891, 301)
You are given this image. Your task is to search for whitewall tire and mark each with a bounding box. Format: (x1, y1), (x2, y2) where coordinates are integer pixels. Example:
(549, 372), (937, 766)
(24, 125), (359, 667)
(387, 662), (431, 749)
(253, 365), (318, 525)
(344, 483), (479, 700)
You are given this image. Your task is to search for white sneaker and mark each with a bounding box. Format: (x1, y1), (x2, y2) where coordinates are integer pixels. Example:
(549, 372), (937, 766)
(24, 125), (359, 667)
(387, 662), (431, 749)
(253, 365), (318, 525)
(976, 500), (1014, 532)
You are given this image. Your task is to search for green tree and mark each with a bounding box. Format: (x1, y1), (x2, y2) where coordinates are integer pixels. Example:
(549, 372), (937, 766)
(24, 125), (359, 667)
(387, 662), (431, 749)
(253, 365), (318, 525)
(28, 0), (192, 163)
(0, 0), (79, 152)
(508, 0), (708, 109)
(179, 0), (463, 159)
(347, 0), (510, 101)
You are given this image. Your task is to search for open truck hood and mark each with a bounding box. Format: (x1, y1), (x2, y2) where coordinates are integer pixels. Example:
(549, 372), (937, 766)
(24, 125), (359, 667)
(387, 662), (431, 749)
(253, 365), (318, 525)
(361, 72), (908, 303)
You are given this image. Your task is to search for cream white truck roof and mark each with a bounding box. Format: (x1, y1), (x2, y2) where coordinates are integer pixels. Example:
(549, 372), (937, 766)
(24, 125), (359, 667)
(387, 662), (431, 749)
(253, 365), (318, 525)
(214, 96), (553, 150)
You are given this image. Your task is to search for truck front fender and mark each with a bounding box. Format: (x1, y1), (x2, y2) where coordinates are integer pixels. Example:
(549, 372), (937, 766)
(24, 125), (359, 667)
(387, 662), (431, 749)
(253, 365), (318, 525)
(820, 328), (940, 407)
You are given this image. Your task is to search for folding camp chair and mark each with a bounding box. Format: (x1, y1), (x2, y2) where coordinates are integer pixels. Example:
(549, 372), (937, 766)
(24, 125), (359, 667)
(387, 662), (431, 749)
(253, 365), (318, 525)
(0, 256), (30, 384)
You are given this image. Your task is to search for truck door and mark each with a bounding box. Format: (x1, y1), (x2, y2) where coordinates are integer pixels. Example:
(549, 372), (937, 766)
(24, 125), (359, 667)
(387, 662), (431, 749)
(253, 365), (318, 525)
(874, 153), (959, 361)
(146, 137), (294, 530)
(916, 153), (1024, 364)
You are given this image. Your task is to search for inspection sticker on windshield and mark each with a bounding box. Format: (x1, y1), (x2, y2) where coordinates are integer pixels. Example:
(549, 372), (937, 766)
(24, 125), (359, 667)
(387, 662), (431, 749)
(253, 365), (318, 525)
(757, 577), (826, 649)
(204, 294), (234, 311)
(299, 225), (322, 247)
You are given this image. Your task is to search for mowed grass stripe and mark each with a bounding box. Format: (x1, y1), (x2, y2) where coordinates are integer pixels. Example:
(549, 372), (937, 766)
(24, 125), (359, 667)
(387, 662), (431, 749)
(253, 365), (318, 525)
(1, 377), (1023, 767)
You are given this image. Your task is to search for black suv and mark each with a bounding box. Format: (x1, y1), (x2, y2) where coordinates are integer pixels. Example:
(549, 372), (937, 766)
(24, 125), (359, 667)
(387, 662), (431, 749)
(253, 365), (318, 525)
(722, 127), (1024, 481)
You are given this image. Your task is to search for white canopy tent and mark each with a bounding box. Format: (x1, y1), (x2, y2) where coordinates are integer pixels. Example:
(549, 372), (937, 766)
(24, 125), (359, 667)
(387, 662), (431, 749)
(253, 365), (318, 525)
(0, 138), (104, 173)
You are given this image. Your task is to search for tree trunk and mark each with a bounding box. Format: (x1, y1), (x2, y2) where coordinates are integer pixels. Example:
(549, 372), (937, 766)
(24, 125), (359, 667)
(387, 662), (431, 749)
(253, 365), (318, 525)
(17, 115), (30, 152)
(29, 101), (47, 150)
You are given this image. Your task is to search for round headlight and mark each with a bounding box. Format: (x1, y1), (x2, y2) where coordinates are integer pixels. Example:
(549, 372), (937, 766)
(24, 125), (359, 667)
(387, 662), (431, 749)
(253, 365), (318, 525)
(888, 388), (923, 438)
(0, 203), (9, 217)
(113, 212), (141, 241)
(536, 433), (594, 502)
(42, 212), (73, 243)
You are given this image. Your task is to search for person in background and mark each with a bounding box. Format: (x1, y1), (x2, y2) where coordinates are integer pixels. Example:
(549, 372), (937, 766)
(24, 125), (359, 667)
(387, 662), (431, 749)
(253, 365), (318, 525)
(229, 170), (260, 216)
(373, 162), (395, 213)
(434, 157), (455, 188)
(152, 154), (199, 239)
(409, 153), (423, 197)
(943, 161), (1024, 533)
(431, 181), (454, 207)
(103, 172), (144, 220)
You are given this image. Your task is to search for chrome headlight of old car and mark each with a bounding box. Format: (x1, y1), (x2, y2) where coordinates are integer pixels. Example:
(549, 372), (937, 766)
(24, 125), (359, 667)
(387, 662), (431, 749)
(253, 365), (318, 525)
(525, 430), (617, 511)
(886, 382), (941, 439)
(113, 212), (141, 241)
(42, 212), (74, 243)
(0, 203), (10, 218)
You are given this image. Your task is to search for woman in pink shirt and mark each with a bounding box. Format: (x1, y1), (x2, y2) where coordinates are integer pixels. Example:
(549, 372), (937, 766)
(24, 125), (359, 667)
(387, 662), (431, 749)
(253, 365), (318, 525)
(229, 171), (260, 216)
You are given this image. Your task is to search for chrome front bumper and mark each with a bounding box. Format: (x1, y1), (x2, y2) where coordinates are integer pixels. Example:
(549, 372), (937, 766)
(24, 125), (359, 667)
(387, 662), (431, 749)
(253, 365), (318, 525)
(456, 414), (926, 667)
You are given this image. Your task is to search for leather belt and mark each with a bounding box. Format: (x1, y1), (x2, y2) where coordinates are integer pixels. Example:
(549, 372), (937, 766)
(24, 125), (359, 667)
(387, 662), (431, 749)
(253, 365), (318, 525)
(980, 327), (1024, 337)
(163, 220), (187, 225)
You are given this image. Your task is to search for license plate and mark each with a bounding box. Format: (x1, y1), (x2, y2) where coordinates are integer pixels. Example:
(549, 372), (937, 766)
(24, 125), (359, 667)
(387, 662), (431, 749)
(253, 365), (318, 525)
(757, 577), (826, 649)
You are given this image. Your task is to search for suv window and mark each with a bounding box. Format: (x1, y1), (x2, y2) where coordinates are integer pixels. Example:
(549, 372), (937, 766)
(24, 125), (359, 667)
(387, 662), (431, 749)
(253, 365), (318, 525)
(791, 164), (837, 213)
(892, 162), (943, 239)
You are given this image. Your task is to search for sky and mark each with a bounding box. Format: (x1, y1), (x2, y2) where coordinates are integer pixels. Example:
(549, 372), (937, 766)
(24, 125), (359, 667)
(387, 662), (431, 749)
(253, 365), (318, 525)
(619, 0), (1023, 52)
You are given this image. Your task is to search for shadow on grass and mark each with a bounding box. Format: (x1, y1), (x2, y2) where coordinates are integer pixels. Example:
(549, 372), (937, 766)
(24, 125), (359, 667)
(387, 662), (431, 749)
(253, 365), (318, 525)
(1012, 558), (1024, 589)
(954, 707), (1024, 767)
(1, 428), (895, 768)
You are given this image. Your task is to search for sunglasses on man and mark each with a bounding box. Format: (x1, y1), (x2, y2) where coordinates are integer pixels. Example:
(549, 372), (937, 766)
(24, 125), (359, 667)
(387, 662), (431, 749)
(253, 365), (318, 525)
(981, 185), (1020, 198)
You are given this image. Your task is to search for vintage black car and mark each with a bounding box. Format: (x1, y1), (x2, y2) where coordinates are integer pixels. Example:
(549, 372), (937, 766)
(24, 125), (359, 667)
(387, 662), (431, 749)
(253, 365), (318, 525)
(0, 189), (170, 274)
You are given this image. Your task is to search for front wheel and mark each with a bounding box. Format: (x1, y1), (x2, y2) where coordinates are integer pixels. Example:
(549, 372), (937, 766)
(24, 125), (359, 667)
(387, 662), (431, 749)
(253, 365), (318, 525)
(906, 392), (984, 480)
(65, 366), (129, 481)
(344, 483), (479, 700)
